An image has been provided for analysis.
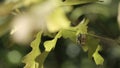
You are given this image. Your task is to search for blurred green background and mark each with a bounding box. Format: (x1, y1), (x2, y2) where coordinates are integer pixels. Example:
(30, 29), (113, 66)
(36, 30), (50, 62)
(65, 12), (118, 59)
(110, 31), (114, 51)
(0, 0), (120, 68)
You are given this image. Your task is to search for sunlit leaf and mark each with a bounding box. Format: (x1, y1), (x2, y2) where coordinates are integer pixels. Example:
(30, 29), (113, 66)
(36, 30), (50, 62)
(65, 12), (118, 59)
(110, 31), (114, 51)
(22, 32), (42, 68)
(93, 45), (104, 65)
(44, 31), (62, 51)
(37, 18), (89, 68)
(34, 31), (62, 68)
(75, 18), (89, 34)
(44, 39), (57, 52)
(47, 7), (70, 33)
(62, 29), (76, 42)
(0, 0), (107, 67)
(62, 18), (89, 42)
(62, 0), (99, 5)
(75, 18), (89, 51)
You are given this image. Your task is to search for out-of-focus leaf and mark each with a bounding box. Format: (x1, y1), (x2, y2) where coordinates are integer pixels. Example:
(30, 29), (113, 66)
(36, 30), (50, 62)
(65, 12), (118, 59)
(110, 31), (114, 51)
(62, 0), (98, 5)
(81, 45), (88, 52)
(118, 3), (120, 29)
(23, 0), (43, 6)
(85, 36), (100, 58)
(0, 3), (17, 16)
(22, 32), (42, 68)
(47, 7), (70, 33)
(0, 15), (13, 37)
(93, 45), (104, 65)
(44, 31), (62, 51)
(70, 4), (111, 21)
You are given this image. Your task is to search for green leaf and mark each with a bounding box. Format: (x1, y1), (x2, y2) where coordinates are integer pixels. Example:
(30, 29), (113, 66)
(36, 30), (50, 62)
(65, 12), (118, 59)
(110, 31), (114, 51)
(44, 39), (57, 52)
(62, 18), (89, 40)
(0, 15), (13, 37)
(22, 32), (42, 68)
(34, 31), (62, 68)
(75, 18), (89, 34)
(36, 51), (49, 68)
(93, 45), (104, 65)
(44, 31), (62, 51)
(46, 7), (70, 33)
(85, 35), (100, 59)
(62, 29), (76, 42)
(62, 0), (99, 5)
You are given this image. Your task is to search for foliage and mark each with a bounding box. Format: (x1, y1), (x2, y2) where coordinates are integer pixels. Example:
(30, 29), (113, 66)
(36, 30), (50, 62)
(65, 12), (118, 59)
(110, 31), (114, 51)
(22, 32), (42, 68)
(0, 0), (120, 68)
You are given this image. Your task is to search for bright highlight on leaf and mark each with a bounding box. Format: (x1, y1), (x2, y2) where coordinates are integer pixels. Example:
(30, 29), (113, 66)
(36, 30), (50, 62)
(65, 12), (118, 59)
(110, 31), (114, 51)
(22, 32), (42, 68)
(47, 7), (70, 33)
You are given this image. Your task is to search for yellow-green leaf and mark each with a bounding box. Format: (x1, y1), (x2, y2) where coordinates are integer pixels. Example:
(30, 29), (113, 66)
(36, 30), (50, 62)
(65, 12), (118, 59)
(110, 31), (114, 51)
(22, 32), (42, 68)
(75, 18), (89, 34)
(44, 39), (57, 52)
(85, 35), (100, 59)
(62, 29), (76, 42)
(62, 0), (99, 6)
(60, 18), (89, 44)
(46, 7), (70, 33)
(93, 45), (104, 65)
(34, 31), (62, 68)
(44, 31), (62, 51)
(36, 51), (49, 68)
